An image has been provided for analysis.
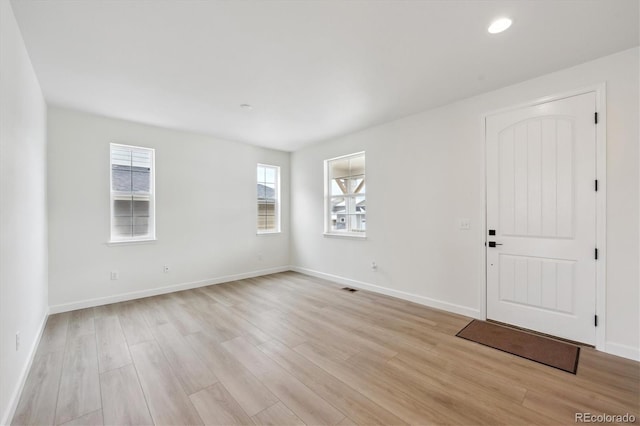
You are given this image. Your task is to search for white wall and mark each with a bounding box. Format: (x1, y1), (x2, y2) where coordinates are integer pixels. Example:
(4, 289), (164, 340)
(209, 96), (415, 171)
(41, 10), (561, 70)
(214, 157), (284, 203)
(291, 47), (639, 360)
(47, 107), (290, 310)
(0, 1), (49, 423)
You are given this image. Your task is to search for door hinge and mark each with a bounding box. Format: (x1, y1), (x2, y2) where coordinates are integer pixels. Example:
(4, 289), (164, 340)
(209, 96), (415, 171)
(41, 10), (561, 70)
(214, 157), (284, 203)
(595, 248), (598, 260)
(594, 112), (598, 124)
(595, 179), (598, 191)
(594, 315), (598, 327)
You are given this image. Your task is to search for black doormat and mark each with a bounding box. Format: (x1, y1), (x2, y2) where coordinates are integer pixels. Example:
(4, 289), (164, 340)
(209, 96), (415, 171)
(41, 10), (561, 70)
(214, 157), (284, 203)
(456, 320), (580, 374)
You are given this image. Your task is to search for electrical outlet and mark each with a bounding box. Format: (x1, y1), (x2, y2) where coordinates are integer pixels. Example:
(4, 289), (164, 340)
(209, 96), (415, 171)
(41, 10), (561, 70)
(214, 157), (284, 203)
(163, 265), (170, 273)
(371, 261), (378, 271)
(110, 271), (119, 280)
(257, 253), (263, 261)
(16, 332), (20, 351)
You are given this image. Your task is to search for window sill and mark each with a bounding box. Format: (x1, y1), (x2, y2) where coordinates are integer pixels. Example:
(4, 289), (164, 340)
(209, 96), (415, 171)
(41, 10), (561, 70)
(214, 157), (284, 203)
(323, 232), (367, 240)
(106, 238), (157, 246)
(257, 231), (282, 236)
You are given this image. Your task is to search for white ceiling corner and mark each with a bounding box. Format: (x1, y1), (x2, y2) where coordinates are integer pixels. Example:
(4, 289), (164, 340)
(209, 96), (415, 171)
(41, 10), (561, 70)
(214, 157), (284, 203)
(10, 0), (639, 151)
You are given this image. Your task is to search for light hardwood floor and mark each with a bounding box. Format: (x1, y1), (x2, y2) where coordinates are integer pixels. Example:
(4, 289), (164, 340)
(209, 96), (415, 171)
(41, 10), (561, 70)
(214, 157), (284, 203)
(12, 272), (640, 425)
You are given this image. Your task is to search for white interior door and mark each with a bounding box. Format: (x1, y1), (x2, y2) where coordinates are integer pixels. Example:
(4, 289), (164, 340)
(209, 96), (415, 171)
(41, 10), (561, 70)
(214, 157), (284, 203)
(486, 92), (597, 345)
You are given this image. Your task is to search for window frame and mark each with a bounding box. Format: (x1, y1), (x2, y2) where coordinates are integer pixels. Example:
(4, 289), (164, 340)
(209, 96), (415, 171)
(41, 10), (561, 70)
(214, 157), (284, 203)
(324, 151), (366, 238)
(256, 163), (281, 235)
(109, 143), (156, 244)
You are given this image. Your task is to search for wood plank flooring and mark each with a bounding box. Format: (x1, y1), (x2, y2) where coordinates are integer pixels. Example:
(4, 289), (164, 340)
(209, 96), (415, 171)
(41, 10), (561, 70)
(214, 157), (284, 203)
(12, 272), (640, 425)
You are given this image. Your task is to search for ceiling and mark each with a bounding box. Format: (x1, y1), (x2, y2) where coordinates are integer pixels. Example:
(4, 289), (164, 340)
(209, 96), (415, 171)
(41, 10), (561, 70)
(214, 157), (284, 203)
(10, 0), (639, 152)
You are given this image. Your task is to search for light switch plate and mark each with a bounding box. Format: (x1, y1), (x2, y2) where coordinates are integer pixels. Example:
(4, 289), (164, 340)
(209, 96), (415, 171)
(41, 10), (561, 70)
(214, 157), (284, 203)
(459, 218), (471, 230)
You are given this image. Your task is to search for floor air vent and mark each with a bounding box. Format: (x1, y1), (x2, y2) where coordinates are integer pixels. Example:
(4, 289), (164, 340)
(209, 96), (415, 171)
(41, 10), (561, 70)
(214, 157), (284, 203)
(341, 287), (358, 292)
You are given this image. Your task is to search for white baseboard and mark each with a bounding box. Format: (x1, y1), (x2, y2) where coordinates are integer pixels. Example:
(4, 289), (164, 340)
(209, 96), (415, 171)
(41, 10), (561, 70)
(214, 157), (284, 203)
(49, 266), (291, 314)
(2, 308), (49, 426)
(43, 264), (640, 363)
(291, 266), (481, 319)
(605, 341), (640, 361)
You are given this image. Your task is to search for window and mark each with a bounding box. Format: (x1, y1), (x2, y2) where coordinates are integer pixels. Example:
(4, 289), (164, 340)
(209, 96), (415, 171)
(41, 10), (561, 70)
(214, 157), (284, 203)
(325, 152), (365, 236)
(110, 144), (155, 242)
(257, 164), (280, 233)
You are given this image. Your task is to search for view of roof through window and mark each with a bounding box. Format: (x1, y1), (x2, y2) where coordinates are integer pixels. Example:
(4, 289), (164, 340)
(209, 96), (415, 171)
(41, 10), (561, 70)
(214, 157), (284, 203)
(327, 153), (365, 234)
(257, 183), (276, 200)
(257, 164), (279, 232)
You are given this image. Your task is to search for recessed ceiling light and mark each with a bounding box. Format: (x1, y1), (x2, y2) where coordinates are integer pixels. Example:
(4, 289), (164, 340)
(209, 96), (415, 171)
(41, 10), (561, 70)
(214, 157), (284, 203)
(240, 104), (253, 110)
(488, 17), (512, 34)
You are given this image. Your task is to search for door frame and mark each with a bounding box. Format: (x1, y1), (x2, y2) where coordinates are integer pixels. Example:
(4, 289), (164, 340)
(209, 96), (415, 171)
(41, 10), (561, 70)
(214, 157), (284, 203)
(480, 83), (607, 351)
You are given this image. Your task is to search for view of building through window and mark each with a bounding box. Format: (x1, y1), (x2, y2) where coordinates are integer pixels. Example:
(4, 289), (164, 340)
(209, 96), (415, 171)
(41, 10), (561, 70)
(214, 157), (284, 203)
(110, 144), (155, 241)
(326, 152), (365, 235)
(257, 164), (280, 233)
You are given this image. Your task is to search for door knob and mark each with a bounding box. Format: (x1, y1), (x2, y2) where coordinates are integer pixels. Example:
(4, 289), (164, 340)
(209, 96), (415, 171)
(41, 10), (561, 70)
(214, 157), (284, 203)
(488, 241), (503, 247)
